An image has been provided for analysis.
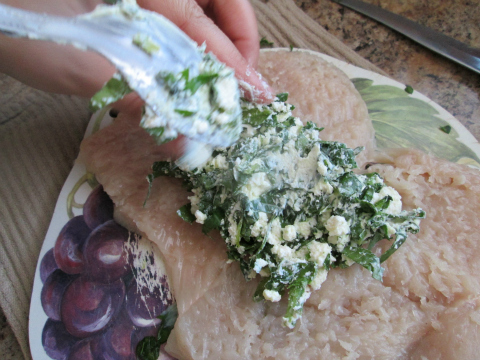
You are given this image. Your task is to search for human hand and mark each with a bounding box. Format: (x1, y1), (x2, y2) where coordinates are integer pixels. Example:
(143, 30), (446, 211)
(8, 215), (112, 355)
(137, 0), (273, 102)
(0, 0), (273, 102)
(0, 0), (112, 96)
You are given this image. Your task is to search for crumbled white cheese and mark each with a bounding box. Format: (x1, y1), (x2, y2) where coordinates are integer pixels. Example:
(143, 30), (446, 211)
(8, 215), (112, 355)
(317, 159), (328, 176)
(195, 210), (207, 224)
(371, 174), (384, 184)
(240, 172), (272, 200)
(325, 215), (350, 236)
(283, 225), (297, 241)
(192, 119), (209, 134)
(271, 101), (288, 113)
(226, 202), (242, 243)
(214, 76), (240, 112)
(251, 212), (269, 237)
(309, 268), (328, 291)
(188, 188), (202, 213)
(209, 154), (228, 169)
(385, 223), (396, 237)
(263, 289), (281, 302)
(294, 218), (316, 238)
(213, 111), (231, 125)
(312, 179), (333, 195)
(308, 241), (332, 266)
(271, 243), (295, 260)
(267, 218), (282, 246)
(372, 186), (402, 215)
(167, 95), (424, 330)
(328, 234), (350, 252)
(254, 258), (269, 273)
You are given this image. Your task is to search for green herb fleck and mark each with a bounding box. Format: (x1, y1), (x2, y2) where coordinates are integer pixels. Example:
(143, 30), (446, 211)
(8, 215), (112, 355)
(276, 93), (289, 102)
(174, 109), (196, 117)
(133, 33), (161, 55)
(439, 125), (452, 134)
(405, 85), (414, 94)
(289, 44), (294, 52)
(260, 37), (274, 47)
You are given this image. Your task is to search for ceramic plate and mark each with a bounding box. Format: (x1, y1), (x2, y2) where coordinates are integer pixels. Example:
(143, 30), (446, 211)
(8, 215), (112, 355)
(28, 49), (480, 360)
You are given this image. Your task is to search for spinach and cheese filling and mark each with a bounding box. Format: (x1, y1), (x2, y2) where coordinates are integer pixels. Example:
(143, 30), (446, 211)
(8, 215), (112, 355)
(139, 52), (242, 145)
(89, 0), (242, 147)
(147, 94), (425, 328)
(91, 50), (242, 146)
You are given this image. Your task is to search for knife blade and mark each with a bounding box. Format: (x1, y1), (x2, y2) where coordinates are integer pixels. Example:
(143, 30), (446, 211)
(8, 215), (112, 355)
(332, 0), (480, 74)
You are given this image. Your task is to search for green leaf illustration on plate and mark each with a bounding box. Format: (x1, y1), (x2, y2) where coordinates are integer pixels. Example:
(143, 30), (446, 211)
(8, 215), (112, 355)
(353, 78), (480, 167)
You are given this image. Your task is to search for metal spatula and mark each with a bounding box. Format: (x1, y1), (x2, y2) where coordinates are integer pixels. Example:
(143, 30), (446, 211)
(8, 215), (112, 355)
(0, 2), (243, 168)
(0, 2), (203, 92)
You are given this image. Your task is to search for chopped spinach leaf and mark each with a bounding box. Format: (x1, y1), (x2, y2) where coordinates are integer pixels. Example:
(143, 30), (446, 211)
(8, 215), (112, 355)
(276, 93), (289, 102)
(89, 72), (132, 111)
(177, 203), (196, 223)
(343, 246), (384, 281)
(184, 73), (219, 94)
(284, 262), (316, 327)
(202, 208), (224, 234)
(242, 107), (272, 126)
(136, 303), (178, 360)
(260, 37), (274, 47)
(405, 85), (414, 94)
(439, 125), (452, 134)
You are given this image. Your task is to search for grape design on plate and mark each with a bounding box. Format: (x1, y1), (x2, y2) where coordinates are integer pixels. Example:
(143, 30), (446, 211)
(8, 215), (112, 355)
(39, 185), (174, 360)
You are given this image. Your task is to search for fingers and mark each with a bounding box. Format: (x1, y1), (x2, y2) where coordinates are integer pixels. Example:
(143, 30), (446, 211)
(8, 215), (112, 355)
(196, 0), (259, 68)
(138, 0), (273, 103)
(0, 36), (114, 96)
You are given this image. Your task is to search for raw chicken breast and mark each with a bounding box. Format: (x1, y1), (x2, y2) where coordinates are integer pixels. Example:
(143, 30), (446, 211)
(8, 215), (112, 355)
(80, 50), (480, 359)
(258, 49), (374, 166)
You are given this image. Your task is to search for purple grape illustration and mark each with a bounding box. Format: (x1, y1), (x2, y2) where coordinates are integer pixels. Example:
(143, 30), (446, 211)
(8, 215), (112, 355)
(61, 276), (125, 338)
(54, 216), (91, 274)
(66, 336), (100, 360)
(83, 220), (130, 283)
(125, 278), (172, 328)
(40, 248), (59, 283)
(42, 319), (78, 360)
(41, 270), (76, 321)
(83, 185), (114, 230)
(39, 182), (176, 359)
(96, 309), (150, 360)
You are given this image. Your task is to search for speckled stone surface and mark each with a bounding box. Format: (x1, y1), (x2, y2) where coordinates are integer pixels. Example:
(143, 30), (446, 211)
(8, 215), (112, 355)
(294, 0), (480, 140)
(0, 308), (22, 359)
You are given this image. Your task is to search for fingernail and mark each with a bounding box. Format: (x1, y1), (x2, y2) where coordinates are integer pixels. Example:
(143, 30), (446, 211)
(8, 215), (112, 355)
(239, 68), (274, 103)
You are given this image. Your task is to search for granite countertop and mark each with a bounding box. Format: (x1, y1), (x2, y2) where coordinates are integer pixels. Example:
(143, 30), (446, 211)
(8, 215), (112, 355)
(1, 0), (479, 358)
(295, 0), (480, 140)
